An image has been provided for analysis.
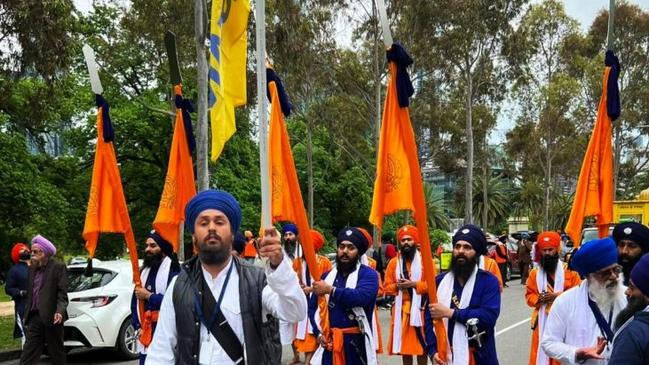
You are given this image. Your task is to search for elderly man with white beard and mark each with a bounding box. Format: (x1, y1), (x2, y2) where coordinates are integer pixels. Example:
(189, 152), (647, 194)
(541, 237), (627, 364)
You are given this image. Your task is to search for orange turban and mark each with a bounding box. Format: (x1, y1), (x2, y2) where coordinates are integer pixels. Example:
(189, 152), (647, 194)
(397, 225), (419, 243)
(537, 231), (561, 250)
(11, 243), (28, 264)
(310, 229), (326, 252)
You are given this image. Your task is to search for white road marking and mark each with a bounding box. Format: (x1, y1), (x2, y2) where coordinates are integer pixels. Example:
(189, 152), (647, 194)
(495, 318), (530, 337)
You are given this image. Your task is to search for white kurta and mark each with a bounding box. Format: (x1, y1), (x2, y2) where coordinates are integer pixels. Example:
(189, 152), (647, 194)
(540, 281), (627, 365)
(145, 256), (306, 365)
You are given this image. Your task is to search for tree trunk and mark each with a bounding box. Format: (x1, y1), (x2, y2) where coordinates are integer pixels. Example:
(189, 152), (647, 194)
(482, 152), (488, 229)
(194, 0), (209, 193)
(544, 142), (552, 230)
(306, 119), (314, 227)
(465, 68), (474, 224)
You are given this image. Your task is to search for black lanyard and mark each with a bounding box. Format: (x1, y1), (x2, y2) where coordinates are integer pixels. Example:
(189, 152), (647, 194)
(193, 262), (234, 330)
(587, 297), (614, 342)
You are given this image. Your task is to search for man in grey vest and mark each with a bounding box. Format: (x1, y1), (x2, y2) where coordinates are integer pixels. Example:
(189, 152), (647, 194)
(146, 189), (307, 365)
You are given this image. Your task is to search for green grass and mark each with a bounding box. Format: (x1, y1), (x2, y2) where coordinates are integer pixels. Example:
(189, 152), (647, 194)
(0, 285), (10, 302)
(0, 315), (21, 351)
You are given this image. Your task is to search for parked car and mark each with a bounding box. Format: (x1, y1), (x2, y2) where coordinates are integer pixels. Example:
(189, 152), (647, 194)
(65, 259), (138, 359)
(486, 238), (520, 281)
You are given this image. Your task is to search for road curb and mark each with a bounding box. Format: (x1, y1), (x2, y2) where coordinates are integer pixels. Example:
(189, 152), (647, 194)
(0, 349), (21, 362)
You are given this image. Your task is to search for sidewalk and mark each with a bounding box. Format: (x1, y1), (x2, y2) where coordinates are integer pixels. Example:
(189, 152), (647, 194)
(0, 302), (13, 317)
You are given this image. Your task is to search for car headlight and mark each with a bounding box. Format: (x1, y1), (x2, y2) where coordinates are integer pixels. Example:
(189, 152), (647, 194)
(71, 295), (117, 308)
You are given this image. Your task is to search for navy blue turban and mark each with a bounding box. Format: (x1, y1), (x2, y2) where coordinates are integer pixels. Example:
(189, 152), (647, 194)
(184, 190), (242, 234)
(571, 237), (618, 277)
(337, 227), (369, 256)
(631, 253), (649, 297)
(282, 223), (298, 236)
(148, 230), (173, 258)
(453, 224), (488, 256)
(233, 232), (246, 255)
(612, 222), (649, 252)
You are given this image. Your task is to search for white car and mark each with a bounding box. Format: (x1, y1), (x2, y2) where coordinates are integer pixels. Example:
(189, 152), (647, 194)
(65, 259), (139, 359)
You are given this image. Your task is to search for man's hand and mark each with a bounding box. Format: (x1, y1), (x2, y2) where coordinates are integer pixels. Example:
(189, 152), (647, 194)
(135, 287), (152, 301)
(312, 280), (333, 296)
(431, 352), (447, 365)
(53, 313), (63, 325)
(429, 302), (454, 319)
(575, 337), (606, 361)
(397, 279), (416, 290)
(259, 228), (284, 268)
(317, 335), (332, 350)
(301, 285), (313, 295)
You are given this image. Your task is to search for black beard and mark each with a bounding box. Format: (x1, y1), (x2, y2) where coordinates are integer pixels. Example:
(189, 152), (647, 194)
(284, 239), (297, 259)
(335, 255), (359, 275)
(143, 252), (163, 268)
(199, 241), (231, 265)
(18, 252), (31, 261)
(614, 294), (649, 331)
(540, 254), (560, 273)
(620, 254), (641, 282)
(400, 246), (416, 261)
(450, 254), (478, 282)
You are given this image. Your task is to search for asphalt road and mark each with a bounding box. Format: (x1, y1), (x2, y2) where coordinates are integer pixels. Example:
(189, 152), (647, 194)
(2, 280), (532, 365)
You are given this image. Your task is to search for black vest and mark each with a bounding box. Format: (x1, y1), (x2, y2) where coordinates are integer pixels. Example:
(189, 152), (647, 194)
(171, 256), (281, 365)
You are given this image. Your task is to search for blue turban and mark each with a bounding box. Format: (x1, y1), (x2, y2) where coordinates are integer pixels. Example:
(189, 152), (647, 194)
(571, 237), (618, 277)
(453, 224), (488, 256)
(233, 232), (246, 255)
(631, 253), (649, 296)
(282, 223), (298, 236)
(337, 227), (369, 256)
(612, 222), (649, 252)
(184, 190), (242, 234)
(148, 230), (173, 258)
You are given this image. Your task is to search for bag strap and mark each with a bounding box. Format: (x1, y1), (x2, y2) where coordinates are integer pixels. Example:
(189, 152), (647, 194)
(587, 298), (614, 342)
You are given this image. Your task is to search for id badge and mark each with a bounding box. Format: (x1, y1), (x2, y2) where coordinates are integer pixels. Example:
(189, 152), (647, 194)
(199, 337), (214, 365)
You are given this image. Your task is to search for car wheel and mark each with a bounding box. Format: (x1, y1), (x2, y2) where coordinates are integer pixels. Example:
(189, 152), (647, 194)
(115, 317), (139, 360)
(506, 264), (512, 282)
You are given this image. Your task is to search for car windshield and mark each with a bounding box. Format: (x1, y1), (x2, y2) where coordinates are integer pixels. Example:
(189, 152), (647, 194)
(67, 268), (117, 292)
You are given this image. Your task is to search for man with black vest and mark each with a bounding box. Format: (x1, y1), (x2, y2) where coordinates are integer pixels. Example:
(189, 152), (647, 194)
(146, 190), (307, 364)
(612, 222), (649, 286)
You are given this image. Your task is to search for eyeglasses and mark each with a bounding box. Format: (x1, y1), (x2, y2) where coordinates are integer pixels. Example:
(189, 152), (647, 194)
(594, 265), (622, 278)
(31, 249), (43, 255)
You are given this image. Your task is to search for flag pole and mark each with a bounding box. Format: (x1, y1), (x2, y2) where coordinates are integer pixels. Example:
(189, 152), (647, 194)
(376, 0), (393, 50)
(606, 0), (616, 51)
(256, 0), (271, 228)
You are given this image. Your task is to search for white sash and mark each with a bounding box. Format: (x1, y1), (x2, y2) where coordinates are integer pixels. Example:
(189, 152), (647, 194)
(437, 265), (478, 365)
(535, 263), (564, 365)
(137, 256), (171, 353)
(311, 264), (377, 365)
(391, 251), (423, 353)
(296, 258), (312, 340)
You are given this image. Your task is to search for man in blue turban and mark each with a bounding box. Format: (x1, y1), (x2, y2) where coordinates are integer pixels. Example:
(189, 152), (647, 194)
(541, 238), (627, 364)
(609, 253), (649, 364)
(146, 190), (307, 364)
(308, 227), (379, 365)
(282, 223), (300, 260)
(612, 222), (649, 286)
(425, 224), (501, 365)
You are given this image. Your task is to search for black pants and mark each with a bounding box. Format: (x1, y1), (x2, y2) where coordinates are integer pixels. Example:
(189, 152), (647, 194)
(20, 312), (66, 365)
(498, 263), (508, 285)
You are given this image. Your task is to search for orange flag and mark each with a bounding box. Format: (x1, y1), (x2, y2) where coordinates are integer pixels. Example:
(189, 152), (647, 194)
(267, 71), (319, 279)
(82, 95), (141, 287)
(565, 58), (617, 247)
(153, 85), (197, 251)
(369, 47), (448, 358)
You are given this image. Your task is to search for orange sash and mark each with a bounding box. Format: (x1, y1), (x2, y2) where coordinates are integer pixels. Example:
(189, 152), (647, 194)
(331, 327), (361, 365)
(139, 310), (160, 347)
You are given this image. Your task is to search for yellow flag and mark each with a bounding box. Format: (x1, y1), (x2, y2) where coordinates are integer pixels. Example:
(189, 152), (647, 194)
(209, 0), (250, 161)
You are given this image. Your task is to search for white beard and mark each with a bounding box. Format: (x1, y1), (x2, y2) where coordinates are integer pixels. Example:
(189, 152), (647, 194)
(588, 274), (624, 313)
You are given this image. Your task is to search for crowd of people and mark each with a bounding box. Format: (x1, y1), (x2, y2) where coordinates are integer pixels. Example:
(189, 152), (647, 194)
(4, 189), (649, 364)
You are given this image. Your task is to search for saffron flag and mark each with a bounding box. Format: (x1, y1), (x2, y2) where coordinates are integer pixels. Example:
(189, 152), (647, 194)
(82, 95), (141, 287)
(267, 69), (319, 279)
(152, 85), (197, 252)
(369, 44), (449, 358)
(565, 51), (619, 247)
(209, 0), (250, 161)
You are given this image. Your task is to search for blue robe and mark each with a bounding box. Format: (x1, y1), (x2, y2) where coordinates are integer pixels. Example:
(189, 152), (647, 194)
(425, 269), (500, 365)
(308, 264), (379, 365)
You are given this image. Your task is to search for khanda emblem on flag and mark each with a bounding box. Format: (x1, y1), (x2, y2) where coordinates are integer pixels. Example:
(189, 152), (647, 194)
(208, 0), (250, 161)
(386, 153), (403, 193)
